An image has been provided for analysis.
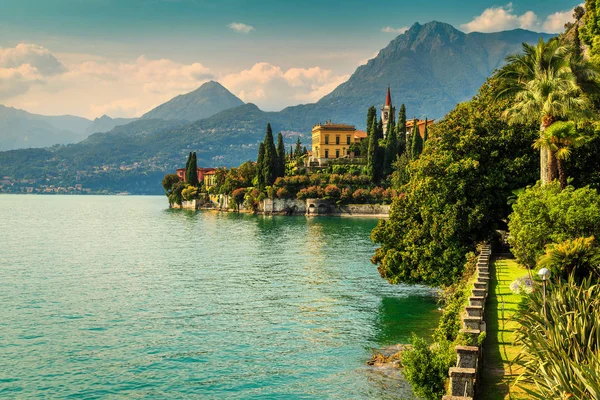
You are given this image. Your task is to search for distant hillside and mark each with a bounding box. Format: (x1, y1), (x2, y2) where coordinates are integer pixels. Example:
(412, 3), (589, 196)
(0, 21), (555, 193)
(280, 22), (554, 128)
(141, 81), (245, 121)
(85, 115), (137, 136)
(0, 105), (92, 151)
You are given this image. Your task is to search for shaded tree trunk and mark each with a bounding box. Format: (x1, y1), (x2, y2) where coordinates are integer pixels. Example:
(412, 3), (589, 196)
(557, 158), (567, 189)
(548, 149), (558, 182)
(540, 116), (554, 184)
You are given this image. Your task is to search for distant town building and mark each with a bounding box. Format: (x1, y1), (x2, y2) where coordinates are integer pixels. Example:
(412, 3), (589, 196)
(176, 167), (216, 184)
(406, 119), (435, 139)
(381, 85), (396, 137)
(203, 170), (216, 188)
(309, 121), (367, 166)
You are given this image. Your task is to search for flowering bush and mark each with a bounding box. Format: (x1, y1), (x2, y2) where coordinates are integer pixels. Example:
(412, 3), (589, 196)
(276, 187), (291, 199)
(324, 184), (341, 199)
(352, 188), (370, 203)
(509, 276), (534, 294)
(370, 187), (385, 203)
(340, 188), (352, 202)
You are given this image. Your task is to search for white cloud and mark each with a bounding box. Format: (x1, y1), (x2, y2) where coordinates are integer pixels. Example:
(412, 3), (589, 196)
(542, 4), (582, 33)
(0, 43), (65, 75)
(227, 22), (255, 34)
(2, 43), (348, 118)
(1, 44), (215, 118)
(460, 3), (538, 33)
(381, 26), (409, 34)
(0, 43), (67, 100)
(221, 62), (348, 110)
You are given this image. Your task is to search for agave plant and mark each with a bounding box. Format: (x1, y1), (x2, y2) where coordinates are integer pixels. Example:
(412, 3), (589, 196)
(537, 236), (600, 282)
(513, 274), (600, 399)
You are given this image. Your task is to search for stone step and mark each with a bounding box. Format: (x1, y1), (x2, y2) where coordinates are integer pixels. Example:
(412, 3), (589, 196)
(472, 288), (486, 297)
(465, 305), (483, 318)
(449, 367), (476, 397)
(443, 396), (473, 400)
(474, 282), (487, 290)
(469, 296), (485, 307)
(455, 345), (479, 369)
(463, 316), (482, 330)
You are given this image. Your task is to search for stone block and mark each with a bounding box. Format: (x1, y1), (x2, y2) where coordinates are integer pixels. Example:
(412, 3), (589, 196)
(455, 345), (479, 369)
(449, 367), (476, 397)
(465, 305), (483, 318)
(472, 288), (486, 298)
(469, 296), (485, 307)
(463, 316), (482, 330)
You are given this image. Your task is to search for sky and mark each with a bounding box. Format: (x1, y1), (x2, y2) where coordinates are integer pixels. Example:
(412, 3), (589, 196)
(0, 0), (583, 119)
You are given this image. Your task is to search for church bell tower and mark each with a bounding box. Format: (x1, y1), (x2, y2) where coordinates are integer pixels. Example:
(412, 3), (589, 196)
(381, 86), (395, 138)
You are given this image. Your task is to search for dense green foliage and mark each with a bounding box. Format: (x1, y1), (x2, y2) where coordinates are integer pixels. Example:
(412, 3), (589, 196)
(256, 143), (266, 189)
(276, 132), (286, 179)
(366, 119), (379, 183)
(262, 124), (278, 186)
(496, 37), (600, 182)
(507, 182), (600, 268)
(371, 80), (538, 286)
(402, 253), (476, 400)
(514, 273), (600, 399)
(402, 335), (454, 400)
(410, 118), (422, 159)
(538, 236), (600, 283)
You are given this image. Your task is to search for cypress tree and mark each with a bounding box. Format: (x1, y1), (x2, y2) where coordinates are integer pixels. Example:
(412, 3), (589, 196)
(366, 106), (377, 135)
(410, 118), (423, 159)
(384, 122), (398, 176)
(367, 118), (378, 182)
(422, 118), (429, 144)
(262, 123), (277, 186)
(294, 137), (302, 158)
(397, 104), (407, 155)
(189, 152), (199, 186)
(302, 146), (307, 155)
(376, 118), (384, 140)
(185, 152), (192, 183)
(276, 132), (286, 178)
(256, 142), (265, 189)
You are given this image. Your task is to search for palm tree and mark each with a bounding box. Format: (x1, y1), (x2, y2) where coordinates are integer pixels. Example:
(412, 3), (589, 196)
(533, 121), (586, 188)
(495, 38), (600, 183)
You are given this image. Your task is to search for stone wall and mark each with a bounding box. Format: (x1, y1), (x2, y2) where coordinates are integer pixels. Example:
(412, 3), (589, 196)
(263, 198), (306, 215)
(334, 203), (390, 217)
(443, 243), (491, 400)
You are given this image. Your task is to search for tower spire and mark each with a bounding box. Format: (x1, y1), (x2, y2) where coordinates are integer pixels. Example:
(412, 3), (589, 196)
(385, 85), (391, 106)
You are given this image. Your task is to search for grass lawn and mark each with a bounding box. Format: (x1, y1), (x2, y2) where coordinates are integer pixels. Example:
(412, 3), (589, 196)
(479, 256), (535, 400)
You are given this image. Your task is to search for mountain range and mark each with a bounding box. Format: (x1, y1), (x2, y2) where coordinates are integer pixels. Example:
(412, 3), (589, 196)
(0, 21), (554, 194)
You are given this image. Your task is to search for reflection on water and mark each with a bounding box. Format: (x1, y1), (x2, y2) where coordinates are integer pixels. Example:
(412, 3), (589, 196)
(374, 295), (439, 345)
(0, 196), (439, 399)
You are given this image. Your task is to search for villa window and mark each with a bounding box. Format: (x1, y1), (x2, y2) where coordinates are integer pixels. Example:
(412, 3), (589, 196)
(346, 136), (350, 145)
(335, 149), (340, 158)
(336, 136), (340, 145)
(325, 149), (329, 158)
(325, 135), (329, 144)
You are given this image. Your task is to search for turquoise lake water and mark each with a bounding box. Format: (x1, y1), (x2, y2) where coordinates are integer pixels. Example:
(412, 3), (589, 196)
(0, 195), (439, 399)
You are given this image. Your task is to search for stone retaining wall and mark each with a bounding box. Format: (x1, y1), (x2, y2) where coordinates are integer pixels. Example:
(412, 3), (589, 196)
(442, 243), (491, 400)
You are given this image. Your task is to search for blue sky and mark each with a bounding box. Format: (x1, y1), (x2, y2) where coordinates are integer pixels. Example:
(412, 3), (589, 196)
(0, 0), (582, 118)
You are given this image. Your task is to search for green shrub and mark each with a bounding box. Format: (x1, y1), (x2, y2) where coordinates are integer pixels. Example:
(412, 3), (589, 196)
(508, 182), (600, 267)
(402, 335), (454, 400)
(514, 274), (600, 399)
(538, 236), (600, 283)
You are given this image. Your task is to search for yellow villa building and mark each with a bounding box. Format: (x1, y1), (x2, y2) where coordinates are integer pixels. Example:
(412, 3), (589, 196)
(310, 121), (367, 166)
